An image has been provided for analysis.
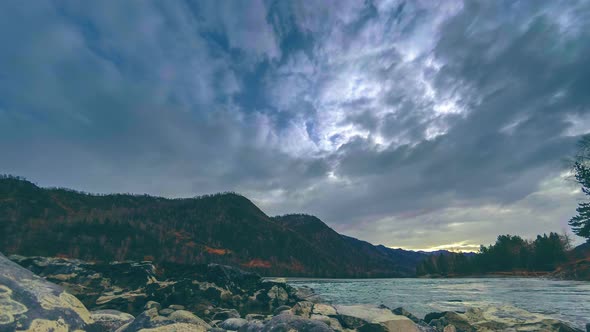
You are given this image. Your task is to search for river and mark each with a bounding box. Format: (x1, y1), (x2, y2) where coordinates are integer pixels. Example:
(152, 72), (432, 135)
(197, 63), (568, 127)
(287, 277), (590, 330)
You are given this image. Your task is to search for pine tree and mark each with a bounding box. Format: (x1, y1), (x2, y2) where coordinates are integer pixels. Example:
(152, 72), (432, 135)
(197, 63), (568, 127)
(569, 136), (590, 241)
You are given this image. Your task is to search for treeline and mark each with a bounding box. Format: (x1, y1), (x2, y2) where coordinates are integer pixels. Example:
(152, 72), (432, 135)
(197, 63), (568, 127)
(416, 233), (570, 276)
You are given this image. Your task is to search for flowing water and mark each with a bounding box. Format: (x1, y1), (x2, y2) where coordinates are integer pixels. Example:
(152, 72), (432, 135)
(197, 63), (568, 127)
(287, 278), (590, 330)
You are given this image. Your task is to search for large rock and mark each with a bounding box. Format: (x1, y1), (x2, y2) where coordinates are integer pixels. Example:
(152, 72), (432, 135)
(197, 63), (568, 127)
(334, 304), (420, 332)
(293, 286), (322, 303)
(9, 255), (157, 315)
(291, 301), (314, 318)
(0, 252), (94, 331)
(219, 317), (249, 330)
(312, 304), (337, 317)
(211, 308), (240, 321)
(239, 314), (334, 332)
(8, 256), (303, 318)
(426, 311), (475, 332)
(117, 307), (210, 332)
(392, 307), (436, 332)
(425, 305), (581, 332)
(206, 264), (261, 294)
(89, 309), (134, 331)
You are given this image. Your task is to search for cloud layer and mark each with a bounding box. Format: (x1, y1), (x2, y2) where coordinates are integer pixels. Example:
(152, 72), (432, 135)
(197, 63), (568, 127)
(1, 0), (589, 249)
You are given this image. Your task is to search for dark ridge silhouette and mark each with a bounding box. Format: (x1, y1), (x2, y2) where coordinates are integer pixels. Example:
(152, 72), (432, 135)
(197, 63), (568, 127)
(0, 175), (426, 277)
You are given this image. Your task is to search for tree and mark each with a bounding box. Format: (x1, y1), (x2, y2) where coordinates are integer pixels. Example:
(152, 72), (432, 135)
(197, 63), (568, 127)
(569, 135), (590, 241)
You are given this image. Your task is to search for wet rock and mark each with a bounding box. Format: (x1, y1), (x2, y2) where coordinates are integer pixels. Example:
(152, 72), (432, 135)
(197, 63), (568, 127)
(220, 317), (249, 330)
(89, 309), (134, 331)
(169, 304), (185, 310)
(335, 304), (420, 332)
(0, 252), (94, 331)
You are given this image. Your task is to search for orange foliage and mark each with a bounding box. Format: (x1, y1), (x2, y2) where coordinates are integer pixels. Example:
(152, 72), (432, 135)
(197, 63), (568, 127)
(172, 231), (191, 240)
(241, 259), (272, 268)
(204, 246), (231, 255)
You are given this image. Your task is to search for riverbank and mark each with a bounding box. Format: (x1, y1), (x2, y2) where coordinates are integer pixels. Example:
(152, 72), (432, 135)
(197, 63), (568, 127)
(416, 257), (590, 281)
(1, 253), (585, 331)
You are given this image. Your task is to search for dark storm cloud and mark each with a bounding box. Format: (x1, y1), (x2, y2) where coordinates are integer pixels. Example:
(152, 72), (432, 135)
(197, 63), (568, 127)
(1, 0), (589, 248)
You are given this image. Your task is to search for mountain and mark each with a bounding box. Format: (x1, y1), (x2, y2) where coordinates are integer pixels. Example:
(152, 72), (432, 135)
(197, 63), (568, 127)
(0, 175), (426, 277)
(274, 214), (427, 276)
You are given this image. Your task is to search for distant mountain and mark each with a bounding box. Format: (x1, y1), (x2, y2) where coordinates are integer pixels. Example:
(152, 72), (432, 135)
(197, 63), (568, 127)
(0, 175), (428, 277)
(274, 214), (428, 276)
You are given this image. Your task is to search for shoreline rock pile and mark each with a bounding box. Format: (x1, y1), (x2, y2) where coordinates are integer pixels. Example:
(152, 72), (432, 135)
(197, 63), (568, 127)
(1, 253), (584, 332)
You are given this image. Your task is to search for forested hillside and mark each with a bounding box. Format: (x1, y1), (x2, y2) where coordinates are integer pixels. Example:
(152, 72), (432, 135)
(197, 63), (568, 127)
(0, 175), (425, 277)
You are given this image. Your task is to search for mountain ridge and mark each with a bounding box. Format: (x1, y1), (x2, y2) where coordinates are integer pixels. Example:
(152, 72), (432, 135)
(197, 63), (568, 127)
(0, 175), (428, 277)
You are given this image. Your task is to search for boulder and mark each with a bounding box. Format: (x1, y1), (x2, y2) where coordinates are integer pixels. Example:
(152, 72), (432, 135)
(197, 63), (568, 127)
(0, 252), (94, 331)
(238, 319), (265, 332)
(291, 301), (314, 318)
(245, 314), (268, 321)
(392, 307), (436, 332)
(293, 286), (322, 303)
(443, 325), (457, 332)
(206, 264), (261, 294)
(310, 314), (343, 331)
(427, 311), (474, 332)
(144, 301), (161, 311)
(312, 304), (337, 317)
(89, 309), (134, 331)
(465, 305), (580, 332)
(159, 308), (174, 316)
(267, 285), (289, 307)
(220, 317), (249, 330)
(212, 308), (241, 321)
(118, 307), (210, 332)
(244, 314), (334, 332)
(335, 305), (420, 332)
(426, 305), (581, 332)
(272, 305), (292, 316)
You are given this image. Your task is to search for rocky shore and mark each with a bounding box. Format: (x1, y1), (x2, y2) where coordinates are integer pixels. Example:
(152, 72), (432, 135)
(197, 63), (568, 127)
(0, 252), (585, 332)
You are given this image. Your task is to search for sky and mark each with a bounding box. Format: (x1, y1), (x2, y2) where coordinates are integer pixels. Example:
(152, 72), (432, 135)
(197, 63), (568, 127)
(1, 0), (589, 251)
